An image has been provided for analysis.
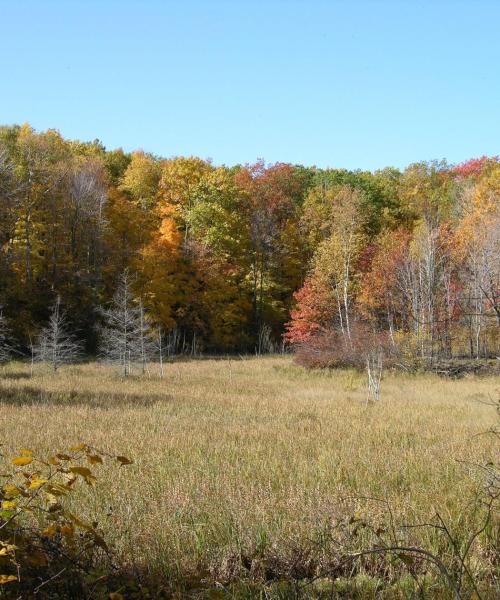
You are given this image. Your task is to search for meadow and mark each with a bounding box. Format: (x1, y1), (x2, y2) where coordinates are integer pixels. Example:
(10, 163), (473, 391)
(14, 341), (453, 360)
(0, 357), (498, 598)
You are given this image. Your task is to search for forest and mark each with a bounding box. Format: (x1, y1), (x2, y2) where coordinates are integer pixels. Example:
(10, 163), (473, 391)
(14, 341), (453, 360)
(0, 123), (498, 364)
(0, 123), (499, 598)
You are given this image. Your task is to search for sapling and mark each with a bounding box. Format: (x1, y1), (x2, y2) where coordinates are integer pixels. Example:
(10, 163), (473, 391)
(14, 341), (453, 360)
(35, 297), (81, 372)
(100, 270), (155, 376)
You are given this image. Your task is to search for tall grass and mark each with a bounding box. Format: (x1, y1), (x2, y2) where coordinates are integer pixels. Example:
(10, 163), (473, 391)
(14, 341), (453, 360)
(0, 357), (498, 597)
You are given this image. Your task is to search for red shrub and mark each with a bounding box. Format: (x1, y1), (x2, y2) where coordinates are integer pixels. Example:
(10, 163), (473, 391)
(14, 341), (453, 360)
(294, 324), (394, 370)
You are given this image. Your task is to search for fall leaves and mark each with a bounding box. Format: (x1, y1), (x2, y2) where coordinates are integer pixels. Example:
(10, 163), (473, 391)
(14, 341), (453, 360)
(1, 442), (132, 594)
(0, 123), (498, 357)
(287, 161), (500, 362)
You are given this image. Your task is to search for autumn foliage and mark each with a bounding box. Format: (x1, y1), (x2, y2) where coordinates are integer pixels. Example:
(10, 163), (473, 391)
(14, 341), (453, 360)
(0, 124), (498, 360)
(0, 443), (132, 597)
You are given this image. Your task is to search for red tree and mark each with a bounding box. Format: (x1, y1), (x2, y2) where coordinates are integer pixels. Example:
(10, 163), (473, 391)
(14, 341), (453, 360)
(284, 277), (333, 345)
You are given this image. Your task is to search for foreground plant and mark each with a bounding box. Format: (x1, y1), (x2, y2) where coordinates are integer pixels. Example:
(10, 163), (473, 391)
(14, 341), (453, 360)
(0, 442), (132, 597)
(341, 398), (500, 599)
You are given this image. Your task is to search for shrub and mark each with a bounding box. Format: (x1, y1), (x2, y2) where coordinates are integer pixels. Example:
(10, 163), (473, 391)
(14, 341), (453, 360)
(0, 443), (132, 597)
(294, 323), (395, 371)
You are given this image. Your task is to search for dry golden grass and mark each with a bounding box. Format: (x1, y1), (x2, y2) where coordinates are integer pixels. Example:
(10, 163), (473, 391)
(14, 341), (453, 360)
(0, 357), (498, 596)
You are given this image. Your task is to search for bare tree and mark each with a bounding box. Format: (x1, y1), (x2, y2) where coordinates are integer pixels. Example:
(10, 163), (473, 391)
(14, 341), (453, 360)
(0, 310), (12, 363)
(99, 270), (155, 376)
(35, 297), (81, 372)
(67, 158), (108, 288)
(152, 326), (169, 378)
(137, 298), (157, 375)
(331, 188), (366, 343)
(395, 219), (450, 360)
(257, 323), (275, 355)
(366, 349), (383, 403)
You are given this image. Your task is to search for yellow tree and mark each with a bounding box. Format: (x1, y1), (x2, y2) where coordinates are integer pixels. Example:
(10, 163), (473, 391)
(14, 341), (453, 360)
(187, 167), (253, 348)
(157, 156), (212, 247)
(9, 126), (70, 289)
(103, 188), (155, 290)
(119, 150), (161, 210)
(454, 166), (500, 355)
(136, 215), (192, 331)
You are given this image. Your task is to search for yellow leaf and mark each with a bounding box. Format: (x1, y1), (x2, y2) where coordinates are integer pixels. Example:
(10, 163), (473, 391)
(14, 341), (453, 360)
(0, 575), (17, 584)
(69, 443), (86, 453)
(44, 491), (59, 504)
(44, 483), (69, 496)
(2, 485), (21, 498)
(1, 501), (16, 510)
(20, 448), (33, 456)
(29, 477), (48, 490)
(67, 512), (93, 531)
(42, 524), (58, 538)
(87, 454), (103, 465)
(0, 542), (17, 552)
(116, 456), (133, 466)
(12, 456), (32, 466)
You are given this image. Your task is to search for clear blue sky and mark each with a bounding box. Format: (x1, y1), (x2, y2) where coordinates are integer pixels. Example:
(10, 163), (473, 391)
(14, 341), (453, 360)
(1, 0), (498, 170)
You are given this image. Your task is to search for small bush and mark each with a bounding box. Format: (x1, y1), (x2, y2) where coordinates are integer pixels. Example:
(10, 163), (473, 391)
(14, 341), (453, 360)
(0, 443), (132, 597)
(294, 324), (395, 371)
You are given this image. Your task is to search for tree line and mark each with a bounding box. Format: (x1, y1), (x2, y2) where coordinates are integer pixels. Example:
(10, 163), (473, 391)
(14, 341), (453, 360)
(0, 124), (498, 361)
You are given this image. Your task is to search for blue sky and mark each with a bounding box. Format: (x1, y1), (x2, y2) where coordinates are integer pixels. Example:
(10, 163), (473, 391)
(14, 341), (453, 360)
(1, 0), (498, 170)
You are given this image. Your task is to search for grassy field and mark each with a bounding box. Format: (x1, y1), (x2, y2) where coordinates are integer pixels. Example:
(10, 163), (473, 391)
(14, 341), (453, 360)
(0, 357), (498, 598)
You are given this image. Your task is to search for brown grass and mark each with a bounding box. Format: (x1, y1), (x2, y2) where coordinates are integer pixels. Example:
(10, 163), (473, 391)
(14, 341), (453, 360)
(0, 357), (498, 596)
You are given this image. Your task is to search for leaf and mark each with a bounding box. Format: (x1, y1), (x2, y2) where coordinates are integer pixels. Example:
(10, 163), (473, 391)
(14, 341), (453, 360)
(44, 483), (69, 496)
(44, 491), (59, 504)
(2, 485), (22, 498)
(0, 510), (16, 519)
(1, 501), (16, 510)
(29, 477), (48, 490)
(0, 575), (17, 584)
(27, 550), (48, 567)
(42, 524), (58, 538)
(93, 533), (109, 552)
(67, 512), (93, 531)
(70, 466), (97, 485)
(399, 554), (416, 568)
(12, 456), (32, 466)
(0, 542), (17, 551)
(109, 593), (124, 600)
(69, 443), (86, 453)
(69, 466), (93, 478)
(60, 523), (74, 537)
(116, 456), (133, 466)
(87, 454), (103, 465)
(20, 448), (33, 456)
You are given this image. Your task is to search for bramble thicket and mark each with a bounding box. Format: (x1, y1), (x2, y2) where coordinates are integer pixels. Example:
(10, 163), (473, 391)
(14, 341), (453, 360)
(0, 124), (498, 362)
